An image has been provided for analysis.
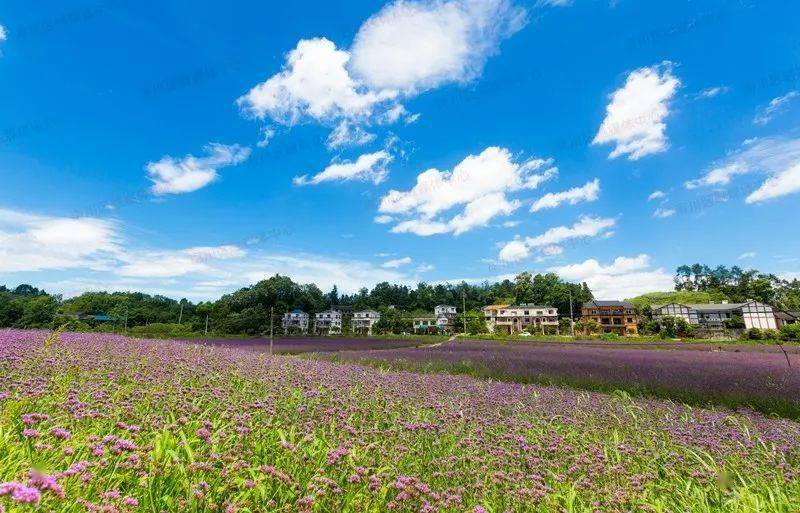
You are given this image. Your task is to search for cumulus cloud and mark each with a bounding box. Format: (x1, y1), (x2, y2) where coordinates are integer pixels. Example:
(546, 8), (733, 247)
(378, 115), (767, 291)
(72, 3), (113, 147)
(238, 1), (527, 145)
(738, 252), (757, 260)
(593, 62), (680, 160)
(146, 143), (251, 195)
(379, 146), (557, 236)
(350, 0), (527, 93)
(548, 254), (673, 298)
(294, 150), (392, 186)
(529, 178), (600, 212)
(237, 38), (393, 125)
(647, 190), (666, 201)
(0, 25), (6, 42)
(498, 215), (616, 262)
(0, 208), (120, 273)
(753, 91), (797, 126)
(685, 137), (800, 203)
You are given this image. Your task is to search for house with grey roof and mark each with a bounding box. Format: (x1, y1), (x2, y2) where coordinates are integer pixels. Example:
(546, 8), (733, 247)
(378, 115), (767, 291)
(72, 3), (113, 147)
(651, 300), (777, 333)
(282, 309), (309, 333)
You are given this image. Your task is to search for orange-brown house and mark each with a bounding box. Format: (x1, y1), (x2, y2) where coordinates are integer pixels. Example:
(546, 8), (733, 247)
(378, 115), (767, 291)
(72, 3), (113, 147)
(581, 300), (639, 335)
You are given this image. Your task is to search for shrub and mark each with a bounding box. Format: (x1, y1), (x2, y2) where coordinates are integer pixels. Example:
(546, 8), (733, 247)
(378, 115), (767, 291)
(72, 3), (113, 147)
(780, 323), (800, 341)
(744, 328), (763, 341)
(761, 329), (781, 341)
(601, 333), (620, 341)
(128, 323), (196, 339)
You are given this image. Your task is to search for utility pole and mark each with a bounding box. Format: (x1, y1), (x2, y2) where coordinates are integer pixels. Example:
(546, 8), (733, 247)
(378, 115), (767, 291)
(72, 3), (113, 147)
(124, 306), (128, 331)
(204, 314), (209, 336)
(269, 307), (274, 356)
(462, 292), (467, 335)
(569, 290), (575, 337)
(178, 301), (184, 325)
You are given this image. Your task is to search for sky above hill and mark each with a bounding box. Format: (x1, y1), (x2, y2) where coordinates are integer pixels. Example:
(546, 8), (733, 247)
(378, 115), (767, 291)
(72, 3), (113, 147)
(0, 0), (798, 301)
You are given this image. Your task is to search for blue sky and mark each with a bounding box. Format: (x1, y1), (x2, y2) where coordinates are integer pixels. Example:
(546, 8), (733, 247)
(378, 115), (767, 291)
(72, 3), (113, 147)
(0, 0), (798, 300)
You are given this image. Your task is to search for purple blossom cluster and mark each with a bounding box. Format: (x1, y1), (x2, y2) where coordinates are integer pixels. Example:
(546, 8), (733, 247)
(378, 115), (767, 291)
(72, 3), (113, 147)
(338, 338), (800, 416)
(0, 329), (798, 512)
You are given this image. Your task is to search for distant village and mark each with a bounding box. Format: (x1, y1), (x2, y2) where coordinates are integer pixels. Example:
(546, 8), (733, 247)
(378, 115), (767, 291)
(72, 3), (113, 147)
(283, 299), (798, 337)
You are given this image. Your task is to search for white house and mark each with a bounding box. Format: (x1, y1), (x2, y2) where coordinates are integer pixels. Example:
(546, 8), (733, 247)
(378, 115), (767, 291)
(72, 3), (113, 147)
(352, 310), (381, 335)
(282, 309), (309, 333)
(415, 305), (458, 333)
(483, 304), (559, 334)
(314, 309), (343, 335)
(651, 301), (777, 332)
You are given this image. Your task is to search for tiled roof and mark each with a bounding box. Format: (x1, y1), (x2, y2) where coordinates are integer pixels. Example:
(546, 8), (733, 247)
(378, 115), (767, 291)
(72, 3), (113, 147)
(584, 300), (634, 308)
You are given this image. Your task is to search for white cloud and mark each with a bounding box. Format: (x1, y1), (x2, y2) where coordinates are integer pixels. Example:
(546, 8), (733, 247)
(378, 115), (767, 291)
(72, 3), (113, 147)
(415, 264), (435, 273)
(593, 62), (680, 160)
(238, 1), (527, 143)
(379, 146), (557, 235)
(498, 215), (616, 262)
(652, 207), (676, 218)
(374, 215), (394, 224)
(116, 245), (246, 279)
(753, 91), (797, 126)
(685, 137), (800, 203)
(350, 0), (527, 94)
(647, 190), (665, 201)
(0, 208), (120, 273)
(237, 38), (394, 125)
(146, 143), (251, 195)
(0, 25), (6, 42)
(382, 256), (412, 268)
(256, 126), (276, 148)
(294, 150), (392, 186)
(498, 239), (530, 262)
(549, 254), (673, 298)
(746, 161), (800, 203)
(696, 86), (728, 99)
(738, 252), (757, 260)
(536, 0), (573, 6)
(326, 120), (377, 150)
(530, 178), (600, 212)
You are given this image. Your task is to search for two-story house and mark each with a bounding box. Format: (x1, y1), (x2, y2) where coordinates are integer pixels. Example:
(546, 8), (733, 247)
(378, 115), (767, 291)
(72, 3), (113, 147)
(352, 309), (381, 335)
(282, 309), (309, 333)
(483, 304), (559, 335)
(581, 300), (639, 335)
(314, 309), (343, 335)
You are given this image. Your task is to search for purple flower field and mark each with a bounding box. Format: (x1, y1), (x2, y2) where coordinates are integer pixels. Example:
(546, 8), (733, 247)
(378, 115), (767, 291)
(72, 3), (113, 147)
(334, 339), (800, 418)
(187, 336), (436, 354)
(1, 329), (799, 511)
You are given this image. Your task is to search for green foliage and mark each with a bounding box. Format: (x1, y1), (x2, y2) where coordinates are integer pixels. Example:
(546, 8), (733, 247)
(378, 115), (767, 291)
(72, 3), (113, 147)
(744, 328), (763, 341)
(514, 272), (593, 319)
(464, 310), (488, 335)
(659, 316), (695, 339)
(780, 323), (800, 341)
(128, 323), (196, 339)
(638, 319), (661, 336)
(627, 290), (730, 311)
(574, 319), (602, 335)
(761, 329), (781, 341)
(724, 315), (746, 330)
(673, 264), (800, 311)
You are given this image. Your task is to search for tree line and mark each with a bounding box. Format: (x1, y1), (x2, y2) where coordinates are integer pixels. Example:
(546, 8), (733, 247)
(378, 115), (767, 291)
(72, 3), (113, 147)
(0, 272), (593, 335)
(1, 263), (797, 336)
